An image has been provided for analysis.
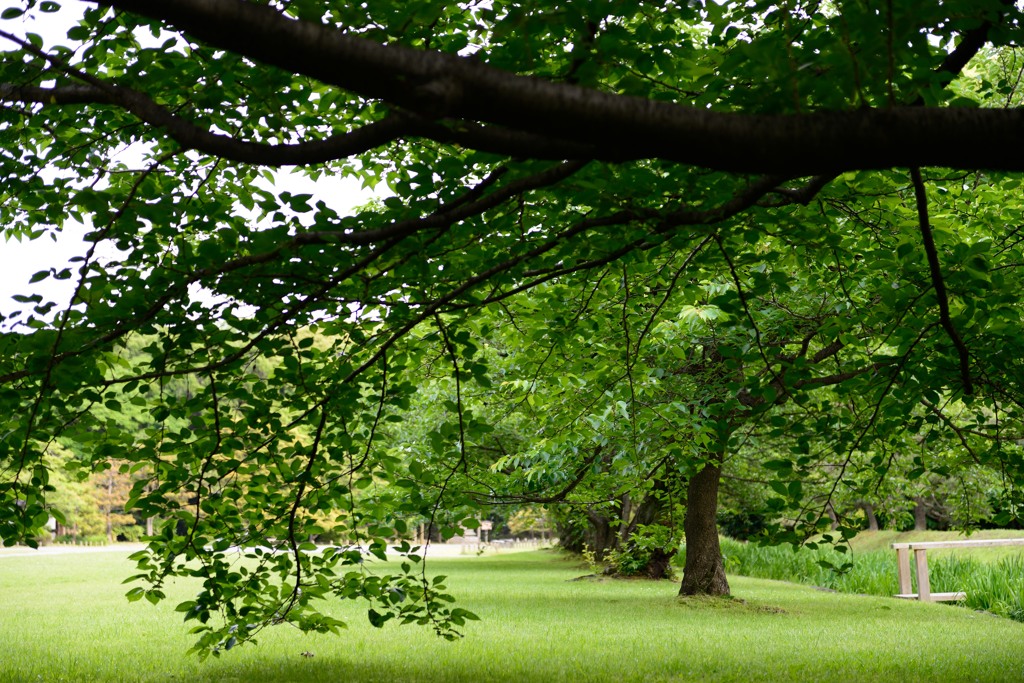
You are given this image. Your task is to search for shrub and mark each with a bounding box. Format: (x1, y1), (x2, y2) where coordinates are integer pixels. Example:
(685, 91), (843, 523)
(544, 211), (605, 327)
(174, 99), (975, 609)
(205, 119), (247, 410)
(608, 524), (679, 579)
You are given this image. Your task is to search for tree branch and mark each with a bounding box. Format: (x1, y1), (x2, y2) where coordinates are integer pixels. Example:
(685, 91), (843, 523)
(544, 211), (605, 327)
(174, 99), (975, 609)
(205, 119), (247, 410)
(475, 446), (604, 505)
(791, 365), (880, 389)
(0, 79), (415, 167)
(300, 160), (587, 246)
(910, 167), (973, 395)
(920, 398), (984, 465)
(84, 0), (1024, 174)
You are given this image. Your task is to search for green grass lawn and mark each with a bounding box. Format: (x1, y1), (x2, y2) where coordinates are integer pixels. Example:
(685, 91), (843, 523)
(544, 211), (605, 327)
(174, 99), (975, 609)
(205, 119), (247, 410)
(0, 548), (1022, 682)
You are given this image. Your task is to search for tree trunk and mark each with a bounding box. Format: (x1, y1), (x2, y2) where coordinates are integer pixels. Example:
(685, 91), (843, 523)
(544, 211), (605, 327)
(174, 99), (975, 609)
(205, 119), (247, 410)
(554, 516), (586, 554)
(618, 493), (633, 545)
(825, 502), (839, 531)
(679, 453), (729, 596)
(105, 475), (115, 543)
(857, 502), (879, 531)
(617, 487), (677, 580)
(913, 497), (928, 531)
(585, 509), (619, 560)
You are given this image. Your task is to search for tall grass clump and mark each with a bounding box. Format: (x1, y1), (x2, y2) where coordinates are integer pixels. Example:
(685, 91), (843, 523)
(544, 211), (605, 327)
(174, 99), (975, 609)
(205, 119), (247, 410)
(717, 537), (901, 595)
(716, 537), (1024, 623)
(962, 555), (1024, 621)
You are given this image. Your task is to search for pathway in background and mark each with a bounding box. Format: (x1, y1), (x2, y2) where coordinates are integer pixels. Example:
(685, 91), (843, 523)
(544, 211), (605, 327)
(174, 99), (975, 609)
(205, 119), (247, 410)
(0, 543), (146, 559)
(0, 540), (549, 559)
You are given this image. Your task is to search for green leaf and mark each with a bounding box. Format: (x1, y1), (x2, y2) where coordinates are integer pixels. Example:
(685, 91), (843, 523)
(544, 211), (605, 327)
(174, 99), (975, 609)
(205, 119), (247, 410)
(367, 609), (390, 628)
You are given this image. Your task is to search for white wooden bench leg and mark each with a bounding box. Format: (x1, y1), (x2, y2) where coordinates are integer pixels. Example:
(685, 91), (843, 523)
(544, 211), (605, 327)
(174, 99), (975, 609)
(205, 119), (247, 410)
(914, 549), (931, 601)
(896, 548), (912, 596)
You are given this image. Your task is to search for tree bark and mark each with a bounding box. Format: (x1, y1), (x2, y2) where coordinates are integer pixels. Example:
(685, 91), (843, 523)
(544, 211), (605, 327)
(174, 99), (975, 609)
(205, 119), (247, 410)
(825, 502), (839, 531)
(857, 502), (879, 531)
(105, 475), (115, 544)
(618, 493), (633, 546)
(679, 453), (730, 596)
(586, 509), (619, 560)
(98, 0), (1024, 175)
(913, 497), (928, 531)
(617, 487), (677, 580)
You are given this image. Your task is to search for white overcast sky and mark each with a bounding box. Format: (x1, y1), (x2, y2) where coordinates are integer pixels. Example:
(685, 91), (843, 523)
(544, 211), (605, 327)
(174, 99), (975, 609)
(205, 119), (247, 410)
(0, 2), (377, 321)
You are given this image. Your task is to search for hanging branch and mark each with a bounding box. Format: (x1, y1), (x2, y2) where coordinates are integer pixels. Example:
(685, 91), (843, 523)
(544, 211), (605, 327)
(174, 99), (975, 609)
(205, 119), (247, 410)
(910, 167), (974, 395)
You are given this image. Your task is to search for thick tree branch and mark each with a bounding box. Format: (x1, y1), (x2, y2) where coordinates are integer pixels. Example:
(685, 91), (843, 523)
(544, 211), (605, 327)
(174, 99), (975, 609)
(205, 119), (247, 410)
(758, 16), (1000, 208)
(932, 3), (1010, 82)
(758, 13), (1003, 208)
(810, 340), (844, 364)
(86, 0), (1024, 174)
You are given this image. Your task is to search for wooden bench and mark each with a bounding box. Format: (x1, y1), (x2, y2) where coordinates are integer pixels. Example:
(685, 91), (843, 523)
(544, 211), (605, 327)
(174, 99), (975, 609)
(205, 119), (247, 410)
(891, 538), (1024, 602)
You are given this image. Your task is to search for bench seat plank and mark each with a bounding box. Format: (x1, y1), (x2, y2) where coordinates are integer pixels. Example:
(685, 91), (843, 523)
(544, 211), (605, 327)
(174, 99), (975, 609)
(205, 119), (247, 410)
(893, 592), (966, 602)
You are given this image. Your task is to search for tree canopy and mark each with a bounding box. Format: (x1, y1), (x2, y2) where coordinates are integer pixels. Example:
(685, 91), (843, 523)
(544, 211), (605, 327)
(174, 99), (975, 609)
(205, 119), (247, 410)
(2, 0), (1024, 656)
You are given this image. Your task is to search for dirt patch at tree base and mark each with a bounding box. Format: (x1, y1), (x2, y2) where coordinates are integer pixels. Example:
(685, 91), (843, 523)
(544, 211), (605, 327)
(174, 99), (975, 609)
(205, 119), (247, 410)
(676, 594), (787, 614)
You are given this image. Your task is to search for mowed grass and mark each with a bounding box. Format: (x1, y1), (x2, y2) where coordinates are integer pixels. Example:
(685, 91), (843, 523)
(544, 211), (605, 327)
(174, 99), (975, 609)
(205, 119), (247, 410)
(1, 549), (1023, 682)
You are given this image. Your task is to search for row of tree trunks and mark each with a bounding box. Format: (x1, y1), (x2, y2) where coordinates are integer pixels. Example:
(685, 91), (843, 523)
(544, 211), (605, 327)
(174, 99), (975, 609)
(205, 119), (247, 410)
(555, 446), (731, 594)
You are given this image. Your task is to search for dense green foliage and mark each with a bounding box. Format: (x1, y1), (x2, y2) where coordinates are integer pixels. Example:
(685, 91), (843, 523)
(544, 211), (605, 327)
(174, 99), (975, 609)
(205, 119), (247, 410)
(2, 0), (1024, 654)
